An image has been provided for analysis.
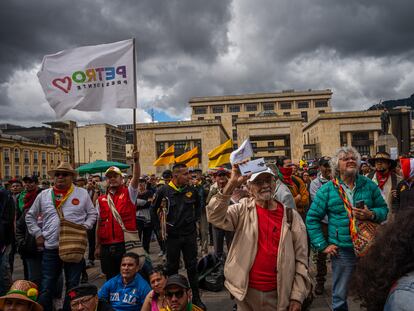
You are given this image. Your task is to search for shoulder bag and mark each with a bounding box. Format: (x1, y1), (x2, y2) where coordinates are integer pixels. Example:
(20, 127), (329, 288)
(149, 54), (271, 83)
(53, 186), (88, 263)
(106, 194), (146, 266)
(332, 178), (378, 257)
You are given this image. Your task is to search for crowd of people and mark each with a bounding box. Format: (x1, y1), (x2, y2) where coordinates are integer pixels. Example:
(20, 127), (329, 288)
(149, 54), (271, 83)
(0, 147), (413, 311)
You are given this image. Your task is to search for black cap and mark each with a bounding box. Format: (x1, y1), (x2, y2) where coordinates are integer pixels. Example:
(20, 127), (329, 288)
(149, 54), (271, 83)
(67, 284), (97, 301)
(162, 170), (172, 178)
(165, 274), (190, 289)
(22, 175), (38, 183)
(318, 156), (331, 166)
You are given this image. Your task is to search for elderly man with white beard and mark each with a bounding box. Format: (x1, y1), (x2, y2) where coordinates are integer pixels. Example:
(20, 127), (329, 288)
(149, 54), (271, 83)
(207, 164), (310, 311)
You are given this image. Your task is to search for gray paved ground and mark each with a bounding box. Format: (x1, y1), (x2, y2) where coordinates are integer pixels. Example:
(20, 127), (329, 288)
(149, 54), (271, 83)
(13, 241), (363, 310)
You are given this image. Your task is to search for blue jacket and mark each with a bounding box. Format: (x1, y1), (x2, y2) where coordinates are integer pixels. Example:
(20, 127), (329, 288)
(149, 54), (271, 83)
(306, 174), (388, 251)
(98, 273), (151, 311)
(384, 271), (414, 311)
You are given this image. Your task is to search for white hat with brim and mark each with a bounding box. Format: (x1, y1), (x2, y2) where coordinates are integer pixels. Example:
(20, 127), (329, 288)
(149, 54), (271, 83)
(48, 162), (77, 178)
(248, 168), (276, 183)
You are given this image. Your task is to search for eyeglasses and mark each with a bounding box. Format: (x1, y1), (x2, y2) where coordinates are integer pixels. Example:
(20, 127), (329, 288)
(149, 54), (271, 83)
(70, 295), (94, 308)
(55, 172), (69, 177)
(166, 290), (185, 299)
(339, 157), (357, 162)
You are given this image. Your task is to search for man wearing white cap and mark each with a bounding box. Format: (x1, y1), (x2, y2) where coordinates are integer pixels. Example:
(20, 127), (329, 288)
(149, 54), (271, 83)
(207, 164), (310, 311)
(95, 151), (141, 280)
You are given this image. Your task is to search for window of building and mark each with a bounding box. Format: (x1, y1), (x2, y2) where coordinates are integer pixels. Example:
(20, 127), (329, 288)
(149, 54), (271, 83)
(352, 132), (369, 141)
(194, 107), (207, 115)
(232, 115), (238, 125)
(229, 105), (241, 113)
(15, 165), (20, 178)
(280, 102), (292, 109)
(232, 129), (238, 141)
(246, 104), (258, 112)
(233, 144), (238, 150)
(24, 166), (29, 177)
(212, 106), (224, 113)
(197, 117), (204, 120)
(41, 152), (46, 164)
(249, 114), (255, 118)
(263, 103), (274, 111)
(50, 152), (54, 164)
(33, 166), (38, 176)
(283, 112), (291, 116)
(3, 149), (10, 163)
(315, 100), (328, 108)
(297, 101), (309, 109)
(319, 110), (325, 114)
(42, 166), (47, 179)
(301, 111), (308, 122)
(64, 154), (69, 162)
(268, 141), (275, 153)
(4, 165), (10, 179)
(251, 142), (257, 149)
(24, 150), (29, 164)
(215, 116), (221, 121)
(14, 148), (20, 162)
(33, 151), (38, 164)
(156, 142), (165, 157)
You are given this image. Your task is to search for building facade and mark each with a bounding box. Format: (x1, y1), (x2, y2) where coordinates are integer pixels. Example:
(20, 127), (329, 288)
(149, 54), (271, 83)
(189, 89), (332, 146)
(74, 124), (126, 166)
(303, 111), (382, 159)
(236, 115), (304, 163)
(123, 120), (229, 174)
(0, 133), (70, 181)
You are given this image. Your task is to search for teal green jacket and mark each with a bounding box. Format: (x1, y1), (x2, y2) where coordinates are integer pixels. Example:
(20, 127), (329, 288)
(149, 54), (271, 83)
(306, 174), (388, 251)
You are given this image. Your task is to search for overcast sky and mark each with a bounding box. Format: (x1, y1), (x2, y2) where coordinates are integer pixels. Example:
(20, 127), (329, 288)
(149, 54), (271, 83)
(1, 0), (413, 127)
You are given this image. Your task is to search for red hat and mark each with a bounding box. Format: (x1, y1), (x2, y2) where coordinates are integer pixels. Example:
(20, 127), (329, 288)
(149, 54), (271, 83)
(400, 158), (414, 180)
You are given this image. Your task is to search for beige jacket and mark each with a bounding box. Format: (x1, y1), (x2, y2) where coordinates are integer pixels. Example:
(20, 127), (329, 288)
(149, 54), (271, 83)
(207, 193), (310, 311)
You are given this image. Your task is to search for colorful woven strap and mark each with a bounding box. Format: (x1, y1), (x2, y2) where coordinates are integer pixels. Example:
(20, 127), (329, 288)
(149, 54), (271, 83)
(52, 184), (75, 220)
(332, 178), (358, 241)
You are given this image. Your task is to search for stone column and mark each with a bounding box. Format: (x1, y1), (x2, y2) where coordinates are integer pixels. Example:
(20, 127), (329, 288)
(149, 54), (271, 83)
(373, 131), (379, 152)
(346, 132), (352, 146)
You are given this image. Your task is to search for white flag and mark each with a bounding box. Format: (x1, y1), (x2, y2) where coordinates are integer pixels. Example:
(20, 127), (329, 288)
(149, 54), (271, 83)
(230, 138), (254, 165)
(37, 39), (136, 118)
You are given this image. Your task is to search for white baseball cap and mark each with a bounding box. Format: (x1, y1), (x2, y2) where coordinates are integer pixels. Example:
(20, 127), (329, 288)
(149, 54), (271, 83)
(105, 166), (122, 176)
(248, 167), (275, 183)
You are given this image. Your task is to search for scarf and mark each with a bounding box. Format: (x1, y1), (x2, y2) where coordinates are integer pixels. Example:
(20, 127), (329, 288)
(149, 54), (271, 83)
(168, 181), (185, 193)
(375, 170), (390, 190)
(23, 190), (38, 210)
(52, 184), (74, 210)
(279, 167), (293, 186)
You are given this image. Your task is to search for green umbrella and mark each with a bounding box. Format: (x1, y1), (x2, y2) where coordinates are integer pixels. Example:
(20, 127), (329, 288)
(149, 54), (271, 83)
(76, 160), (129, 175)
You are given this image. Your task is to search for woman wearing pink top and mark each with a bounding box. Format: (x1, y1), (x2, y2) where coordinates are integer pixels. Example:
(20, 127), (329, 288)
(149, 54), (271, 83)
(142, 266), (168, 311)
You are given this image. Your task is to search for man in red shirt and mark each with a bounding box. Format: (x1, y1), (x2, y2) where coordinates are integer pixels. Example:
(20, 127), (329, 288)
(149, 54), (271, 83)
(95, 151), (141, 280)
(207, 165), (310, 311)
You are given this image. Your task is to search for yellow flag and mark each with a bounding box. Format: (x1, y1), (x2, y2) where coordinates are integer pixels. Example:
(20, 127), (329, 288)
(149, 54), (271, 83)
(153, 145), (175, 166)
(175, 146), (199, 167)
(208, 139), (233, 168)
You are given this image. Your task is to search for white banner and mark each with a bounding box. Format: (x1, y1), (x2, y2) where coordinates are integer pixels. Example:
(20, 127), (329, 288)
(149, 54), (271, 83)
(38, 39), (136, 118)
(230, 138), (254, 165)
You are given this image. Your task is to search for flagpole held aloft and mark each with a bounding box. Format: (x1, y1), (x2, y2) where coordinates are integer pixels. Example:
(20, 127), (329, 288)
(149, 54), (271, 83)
(132, 38), (138, 150)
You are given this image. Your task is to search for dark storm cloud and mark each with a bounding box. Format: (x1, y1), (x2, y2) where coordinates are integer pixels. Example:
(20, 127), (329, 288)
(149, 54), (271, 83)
(0, 0), (231, 83)
(0, 0), (413, 124)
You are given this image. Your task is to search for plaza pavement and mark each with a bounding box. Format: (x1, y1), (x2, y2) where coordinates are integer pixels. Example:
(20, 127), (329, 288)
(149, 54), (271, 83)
(13, 241), (363, 310)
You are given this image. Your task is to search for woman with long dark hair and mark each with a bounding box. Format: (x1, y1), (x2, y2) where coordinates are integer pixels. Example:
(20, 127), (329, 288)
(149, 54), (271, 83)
(353, 208), (414, 310)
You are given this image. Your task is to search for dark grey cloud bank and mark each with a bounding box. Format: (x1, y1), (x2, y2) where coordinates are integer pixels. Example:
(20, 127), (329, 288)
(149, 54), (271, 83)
(0, 0), (413, 125)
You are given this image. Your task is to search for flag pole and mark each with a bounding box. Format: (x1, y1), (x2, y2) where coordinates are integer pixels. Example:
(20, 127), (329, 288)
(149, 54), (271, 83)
(132, 38), (138, 151)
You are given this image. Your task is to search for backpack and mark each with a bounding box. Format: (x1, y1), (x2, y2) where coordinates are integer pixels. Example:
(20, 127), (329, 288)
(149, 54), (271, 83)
(197, 253), (224, 292)
(286, 208), (314, 311)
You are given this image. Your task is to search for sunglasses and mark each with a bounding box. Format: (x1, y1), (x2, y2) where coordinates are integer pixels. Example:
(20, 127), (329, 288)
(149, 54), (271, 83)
(55, 172), (69, 177)
(166, 290), (185, 299)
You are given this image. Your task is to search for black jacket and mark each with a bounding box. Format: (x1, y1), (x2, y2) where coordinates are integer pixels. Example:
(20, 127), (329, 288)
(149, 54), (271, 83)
(98, 299), (114, 311)
(392, 180), (414, 212)
(15, 210), (41, 258)
(152, 183), (201, 237)
(0, 190), (15, 246)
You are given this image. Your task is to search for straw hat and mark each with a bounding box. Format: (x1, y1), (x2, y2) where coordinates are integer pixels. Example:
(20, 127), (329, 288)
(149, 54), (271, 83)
(48, 162), (77, 178)
(368, 152), (397, 169)
(0, 280), (43, 311)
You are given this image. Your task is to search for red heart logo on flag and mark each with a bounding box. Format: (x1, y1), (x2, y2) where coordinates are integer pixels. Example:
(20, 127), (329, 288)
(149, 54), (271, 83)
(52, 77), (72, 93)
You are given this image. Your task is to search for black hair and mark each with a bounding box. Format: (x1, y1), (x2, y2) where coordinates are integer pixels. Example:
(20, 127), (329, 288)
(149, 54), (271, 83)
(276, 156), (289, 167)
(121, 252), (140, 265)
(148, 265), (167, 278)
(352, 208), (414, 310)
(172, 163), (187, 171)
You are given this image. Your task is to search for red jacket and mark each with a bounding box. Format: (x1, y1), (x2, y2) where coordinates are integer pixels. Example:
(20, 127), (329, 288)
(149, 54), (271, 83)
(97, 186), (136, 245)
